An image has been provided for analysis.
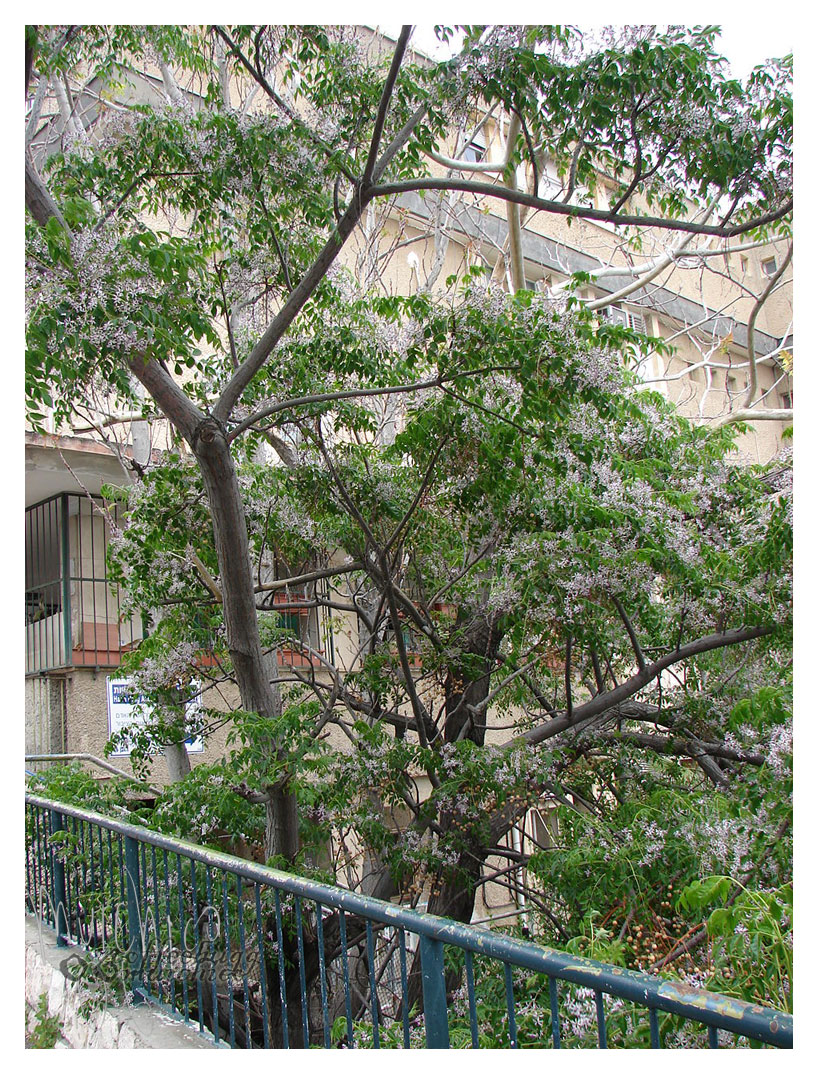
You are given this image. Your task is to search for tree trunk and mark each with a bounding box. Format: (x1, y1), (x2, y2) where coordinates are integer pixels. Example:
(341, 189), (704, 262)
(264, 785), (300, 864)
(402, 796), (526, 1016)
(444, 610), (503, 745)
(401, 845), (484, 1017)
(192, 417), (300, 863)
(164, 741), (191, 782)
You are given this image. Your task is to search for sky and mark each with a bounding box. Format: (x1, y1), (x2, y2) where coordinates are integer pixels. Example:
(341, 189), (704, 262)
(385, 22), (793, 80)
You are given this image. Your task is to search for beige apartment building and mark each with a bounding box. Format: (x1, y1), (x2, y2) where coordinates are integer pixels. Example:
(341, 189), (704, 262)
(25, 30), (793, 921)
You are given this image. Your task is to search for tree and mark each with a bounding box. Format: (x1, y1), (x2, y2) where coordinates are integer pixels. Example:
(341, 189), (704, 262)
(26, 24), (792, 1041)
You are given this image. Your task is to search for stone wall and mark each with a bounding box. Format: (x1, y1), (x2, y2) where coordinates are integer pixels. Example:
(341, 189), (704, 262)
(24, 916), (216, 1049)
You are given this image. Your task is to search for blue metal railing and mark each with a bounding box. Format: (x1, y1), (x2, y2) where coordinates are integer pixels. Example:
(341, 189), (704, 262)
(25, 793), (793, 1049)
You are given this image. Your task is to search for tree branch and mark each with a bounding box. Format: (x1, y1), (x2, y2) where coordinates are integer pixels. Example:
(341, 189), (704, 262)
(366, 177), (793, 239)
(503, 113), (525, 292)
(511, 625), (775, 748)
(211, 25), (356, 183)
(713, 243), (794, 427)
(212, 195), (369, 423)
(382, 435), (447, 556)
(227, 375), (442, 441)
(25, 155), (69, 230)
(361, 26), (412, 187)
(611, 595), (646, 671)
(254, 561), (363, 594)
(591, 730), (764, 766)
(370, 104), (427, 183)
(713, 407), (793, 426)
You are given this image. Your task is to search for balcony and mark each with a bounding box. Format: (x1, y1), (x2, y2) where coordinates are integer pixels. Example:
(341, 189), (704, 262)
(25, 494), (142, 675)
(265, 587), (331, 668)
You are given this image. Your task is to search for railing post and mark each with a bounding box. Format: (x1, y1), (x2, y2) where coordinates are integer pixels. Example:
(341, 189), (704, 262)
(123, 835), (145, 1000)
(60, 494), (72, 667)
(419, 934), (450, 1049)
(49, 808), (68, 946)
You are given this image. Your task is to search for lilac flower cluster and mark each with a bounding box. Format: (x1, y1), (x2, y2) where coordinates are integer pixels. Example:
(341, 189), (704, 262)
(27, 221), (169, 360)
(635, 818), (667, 867)
(132, 641), (200, 694)
(765, 721), (793, 776)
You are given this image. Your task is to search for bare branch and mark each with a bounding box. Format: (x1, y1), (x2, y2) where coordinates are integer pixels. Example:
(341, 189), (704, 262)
(254, 561), (364, 594)
(585, 199), (717, 312)
(189, 549), (222, 602)
(361, 25), (413, 187)
(367, 177), (793, 239)
(712, 244), (794, 428)
(714, 407), (792, 425)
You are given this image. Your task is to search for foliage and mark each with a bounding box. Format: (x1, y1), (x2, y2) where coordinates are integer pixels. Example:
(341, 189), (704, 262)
(677, 877), (792, 1013)
(27, 994), (63, 1049)
(527, 681), (792, 1000)
(29, 763), (143, 819)
(454, 26), (791, 226)
(146, 759), (266, 852)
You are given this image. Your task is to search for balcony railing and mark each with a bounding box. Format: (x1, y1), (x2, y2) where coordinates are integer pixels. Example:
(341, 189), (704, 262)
(25, 494), (142, 675)
(25, 793), (792, 1050)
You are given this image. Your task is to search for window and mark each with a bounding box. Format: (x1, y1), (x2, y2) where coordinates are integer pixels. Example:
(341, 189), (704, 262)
(726, 372), (748, 396)
(739, 255), (749, 273)
(627, 311), (647, 335)
(780, 391), (792, 410)
(538, 158), (563, 199)
(268, 587), (325, 665)
(462, 133), (487, 163)
(761, 256), (778, 277)
(601, 304), (647, 334)
(382, 615), (422, 668)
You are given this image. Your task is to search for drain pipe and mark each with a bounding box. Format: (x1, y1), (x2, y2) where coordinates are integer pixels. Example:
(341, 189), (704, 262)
(510, 822), (529, 935)
(25, 753), (161, 796)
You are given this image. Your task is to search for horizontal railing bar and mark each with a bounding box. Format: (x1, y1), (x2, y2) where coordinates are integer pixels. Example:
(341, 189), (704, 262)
(25, 793), (792, 1047)
(26, 755), (161, 794)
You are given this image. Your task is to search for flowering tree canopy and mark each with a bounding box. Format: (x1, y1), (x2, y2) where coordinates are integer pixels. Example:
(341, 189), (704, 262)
(26, 25), (791, 1020)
